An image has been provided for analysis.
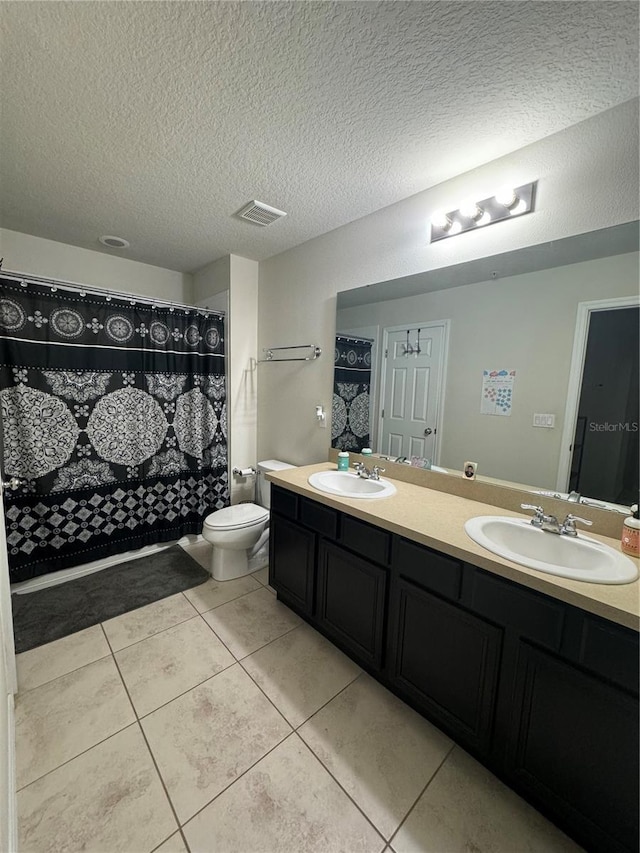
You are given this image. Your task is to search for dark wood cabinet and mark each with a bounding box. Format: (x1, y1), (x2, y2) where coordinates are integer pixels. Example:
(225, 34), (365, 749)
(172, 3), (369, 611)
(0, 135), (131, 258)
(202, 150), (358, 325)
(506, 641), (639, 853)
(269, 485), (639, 852)
(316, 539), (387, 670)
(268, 513), (315, 615)
(388, 577), (502, 756)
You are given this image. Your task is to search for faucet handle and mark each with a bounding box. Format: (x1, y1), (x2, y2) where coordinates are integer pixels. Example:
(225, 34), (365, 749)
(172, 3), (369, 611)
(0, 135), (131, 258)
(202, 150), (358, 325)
(371, 465), (385, 480)
(521, 503), (545, 525)
(561, 514), (593, 536)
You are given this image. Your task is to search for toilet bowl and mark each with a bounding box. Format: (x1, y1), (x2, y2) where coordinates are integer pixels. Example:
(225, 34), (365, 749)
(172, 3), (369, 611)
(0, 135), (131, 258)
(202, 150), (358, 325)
(202, 459), (295, 581)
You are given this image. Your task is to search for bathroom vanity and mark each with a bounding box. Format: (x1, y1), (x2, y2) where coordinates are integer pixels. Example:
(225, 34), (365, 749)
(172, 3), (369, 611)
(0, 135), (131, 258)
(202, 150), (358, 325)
(268, 464), (639, 853)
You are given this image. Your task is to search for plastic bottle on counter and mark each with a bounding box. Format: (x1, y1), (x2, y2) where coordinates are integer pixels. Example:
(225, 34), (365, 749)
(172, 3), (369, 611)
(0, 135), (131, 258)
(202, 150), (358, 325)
(337, 451), (350, 471)
(621, 503), (639, 556)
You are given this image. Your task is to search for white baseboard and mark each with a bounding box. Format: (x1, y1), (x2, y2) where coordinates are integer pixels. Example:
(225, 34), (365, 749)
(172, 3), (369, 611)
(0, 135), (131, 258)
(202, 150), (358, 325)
(11, 534), (202, 596)
(5, 693), (16, 853)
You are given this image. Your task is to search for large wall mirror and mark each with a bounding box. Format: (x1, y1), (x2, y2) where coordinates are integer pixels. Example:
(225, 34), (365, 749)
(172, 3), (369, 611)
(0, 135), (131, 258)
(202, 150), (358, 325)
(334, 222), (639, 511)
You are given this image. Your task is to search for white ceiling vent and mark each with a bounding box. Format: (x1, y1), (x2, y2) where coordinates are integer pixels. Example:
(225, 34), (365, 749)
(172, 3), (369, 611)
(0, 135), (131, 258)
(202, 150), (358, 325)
(236, 200), (287, 226)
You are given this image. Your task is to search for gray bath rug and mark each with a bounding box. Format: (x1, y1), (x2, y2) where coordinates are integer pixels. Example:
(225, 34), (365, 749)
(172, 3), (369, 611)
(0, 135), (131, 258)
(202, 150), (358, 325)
(11, 545), (209, 653)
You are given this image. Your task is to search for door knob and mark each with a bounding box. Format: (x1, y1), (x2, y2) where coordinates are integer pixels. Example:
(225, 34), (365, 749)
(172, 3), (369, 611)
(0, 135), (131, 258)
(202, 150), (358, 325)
(424, 428), (433, 436)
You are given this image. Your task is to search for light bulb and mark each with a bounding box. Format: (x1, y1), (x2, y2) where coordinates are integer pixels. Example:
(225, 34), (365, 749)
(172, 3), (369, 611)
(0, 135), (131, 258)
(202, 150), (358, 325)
(509, 198), (527, 216)
(449, 220), (462, 235)
(460, 200), (482, 220)
(495, 187), (518, 208)
(477, 210), (492, 226)
(431, 210), (452, 230)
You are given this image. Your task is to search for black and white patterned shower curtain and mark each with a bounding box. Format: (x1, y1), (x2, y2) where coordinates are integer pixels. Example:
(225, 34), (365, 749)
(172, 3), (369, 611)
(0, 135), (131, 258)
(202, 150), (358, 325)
(0, 277), (229, 582)
(332, 335), (372, 452)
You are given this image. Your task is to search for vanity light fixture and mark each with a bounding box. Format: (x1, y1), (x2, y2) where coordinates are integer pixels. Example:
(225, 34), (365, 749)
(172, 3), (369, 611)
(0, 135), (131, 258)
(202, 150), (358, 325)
(430, 181), (536, 242)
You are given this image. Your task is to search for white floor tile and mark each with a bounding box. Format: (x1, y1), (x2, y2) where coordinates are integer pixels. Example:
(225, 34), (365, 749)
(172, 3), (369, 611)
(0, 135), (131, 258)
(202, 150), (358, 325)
(16, 624), (110, 692)
(242, 622), (361, 727)
(16, 655), (135, 789)
(115, 616), (235, 717)
(183, 734), (385, 853)
(202, 586), (301, 658)
(142, 663), (291, 823)
(18, 724), (177, 853)
(299, 674), (452, 840)
(102, 592), (197, 651)
(391, 747), (583, 853)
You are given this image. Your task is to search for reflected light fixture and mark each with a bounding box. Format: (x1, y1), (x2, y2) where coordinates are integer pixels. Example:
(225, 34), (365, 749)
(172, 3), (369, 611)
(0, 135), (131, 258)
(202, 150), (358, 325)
(430, 181), (536, 242)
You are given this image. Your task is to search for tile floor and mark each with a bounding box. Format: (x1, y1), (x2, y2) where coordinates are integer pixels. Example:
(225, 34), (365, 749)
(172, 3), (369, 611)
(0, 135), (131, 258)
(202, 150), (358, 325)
(14, 543), (583, 853)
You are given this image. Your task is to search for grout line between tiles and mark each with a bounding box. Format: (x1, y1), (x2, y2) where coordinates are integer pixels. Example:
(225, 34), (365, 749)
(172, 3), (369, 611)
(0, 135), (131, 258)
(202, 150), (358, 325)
(136, 717), (189, 850)
(110, 647), (186, 844)
(387, 740), (456, 848)
(178, 729), (297, 832)
(16, 720), (139, 793)
(196, 597), (302, 662)
(15, 649), (113, 696)
(106, 610), (202, 654)
(291, 730), (388, 848)
(184, 580), (265, 617)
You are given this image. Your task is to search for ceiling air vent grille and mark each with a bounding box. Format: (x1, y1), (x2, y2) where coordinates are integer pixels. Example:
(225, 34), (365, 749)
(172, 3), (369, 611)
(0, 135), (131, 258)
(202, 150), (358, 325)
(237, 200), (287, 226)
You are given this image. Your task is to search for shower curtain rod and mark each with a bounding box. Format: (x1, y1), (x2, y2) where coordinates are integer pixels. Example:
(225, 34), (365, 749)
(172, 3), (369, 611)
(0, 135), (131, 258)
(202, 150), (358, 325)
(0, 268), (224, 317)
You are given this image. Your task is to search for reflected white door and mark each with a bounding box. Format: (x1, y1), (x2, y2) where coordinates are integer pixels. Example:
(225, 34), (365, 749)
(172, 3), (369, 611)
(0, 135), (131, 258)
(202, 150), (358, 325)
(379, 323), (448, 461)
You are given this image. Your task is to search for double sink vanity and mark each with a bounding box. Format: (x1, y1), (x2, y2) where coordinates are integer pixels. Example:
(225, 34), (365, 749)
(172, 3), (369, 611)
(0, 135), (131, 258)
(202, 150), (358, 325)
(267, 460), (639, 853)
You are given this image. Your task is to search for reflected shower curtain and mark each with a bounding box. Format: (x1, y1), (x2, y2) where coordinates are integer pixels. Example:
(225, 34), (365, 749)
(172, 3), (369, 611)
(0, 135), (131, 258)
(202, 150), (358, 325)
(332, 335), (372, 452)
(0, 277), (229, 582)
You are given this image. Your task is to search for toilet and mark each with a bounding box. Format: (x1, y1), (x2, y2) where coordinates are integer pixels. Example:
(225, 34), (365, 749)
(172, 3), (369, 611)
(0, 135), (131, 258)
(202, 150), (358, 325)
(202, 459), (295, 581)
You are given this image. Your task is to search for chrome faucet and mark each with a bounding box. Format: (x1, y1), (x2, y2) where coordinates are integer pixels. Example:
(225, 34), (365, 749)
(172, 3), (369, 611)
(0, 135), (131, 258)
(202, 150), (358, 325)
(521, 504), (593, 536)
(559, 513), (593, 537)
(354, 462), (386, 480)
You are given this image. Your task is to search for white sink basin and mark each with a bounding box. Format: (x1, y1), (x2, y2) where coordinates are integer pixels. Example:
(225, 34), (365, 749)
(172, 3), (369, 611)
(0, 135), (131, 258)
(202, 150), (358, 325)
(308, 470), (396, 499)
(464, 516), (638, 584)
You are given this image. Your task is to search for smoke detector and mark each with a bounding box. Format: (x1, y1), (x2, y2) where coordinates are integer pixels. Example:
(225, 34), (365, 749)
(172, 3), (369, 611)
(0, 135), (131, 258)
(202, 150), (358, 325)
(236, 200), (287, 226)
(99, 235), (130, 249)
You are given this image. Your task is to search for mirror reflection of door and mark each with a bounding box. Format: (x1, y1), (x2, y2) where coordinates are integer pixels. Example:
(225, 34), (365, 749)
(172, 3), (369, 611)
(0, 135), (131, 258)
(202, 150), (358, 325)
(570, 307), (639, 504)
(380, 323), (447, 461)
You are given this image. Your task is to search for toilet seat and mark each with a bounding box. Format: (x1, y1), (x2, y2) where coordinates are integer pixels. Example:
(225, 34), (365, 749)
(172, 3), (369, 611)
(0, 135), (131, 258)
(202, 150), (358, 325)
(203, 503), (269, 532)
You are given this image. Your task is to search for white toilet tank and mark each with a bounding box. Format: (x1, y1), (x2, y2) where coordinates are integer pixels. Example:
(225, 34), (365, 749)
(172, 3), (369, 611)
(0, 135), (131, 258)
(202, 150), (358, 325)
(256, 460), (295, 509)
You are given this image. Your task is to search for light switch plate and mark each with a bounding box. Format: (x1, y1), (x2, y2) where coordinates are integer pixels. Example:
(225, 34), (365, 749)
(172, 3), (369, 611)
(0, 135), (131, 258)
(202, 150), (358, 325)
(533, 413), (555, 428)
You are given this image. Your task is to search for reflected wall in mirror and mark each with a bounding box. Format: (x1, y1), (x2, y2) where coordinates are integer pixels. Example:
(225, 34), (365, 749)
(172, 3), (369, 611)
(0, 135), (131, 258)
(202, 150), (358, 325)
(334, 222), (639, 509)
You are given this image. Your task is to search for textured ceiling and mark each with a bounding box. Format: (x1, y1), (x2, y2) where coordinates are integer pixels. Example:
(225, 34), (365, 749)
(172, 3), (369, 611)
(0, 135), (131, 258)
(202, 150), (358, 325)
(1, 1), (638, 273)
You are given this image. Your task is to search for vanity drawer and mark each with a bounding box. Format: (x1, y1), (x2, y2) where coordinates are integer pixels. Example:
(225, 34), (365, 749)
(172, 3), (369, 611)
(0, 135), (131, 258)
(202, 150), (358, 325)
(271, 486), (299, 521)
(341, 515), (391, 566)
(469, 570), (565, 651)
(392, 537), (462, 601)
(300, 498), (339, 539)
(577, 614), (639, 695)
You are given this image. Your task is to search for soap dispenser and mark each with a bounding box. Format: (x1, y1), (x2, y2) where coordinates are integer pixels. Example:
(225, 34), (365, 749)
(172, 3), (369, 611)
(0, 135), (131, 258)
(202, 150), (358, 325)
(621, 504), (639, 557)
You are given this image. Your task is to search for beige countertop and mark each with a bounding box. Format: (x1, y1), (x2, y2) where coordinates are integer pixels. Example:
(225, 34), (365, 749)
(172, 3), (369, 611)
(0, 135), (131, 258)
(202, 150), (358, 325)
(269, 462), (640, 631)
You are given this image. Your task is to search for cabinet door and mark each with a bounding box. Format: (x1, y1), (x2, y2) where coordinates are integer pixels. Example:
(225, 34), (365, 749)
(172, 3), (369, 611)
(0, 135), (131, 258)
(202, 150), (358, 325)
(317, 540), (387, 670)
(507, 642), (639, 853)
(269, 513), (315, 615)
(388, 578), (502, 756)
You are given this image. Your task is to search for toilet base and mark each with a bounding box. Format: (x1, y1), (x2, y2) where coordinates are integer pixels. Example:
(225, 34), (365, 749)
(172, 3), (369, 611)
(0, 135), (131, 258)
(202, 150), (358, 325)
(211, 546), (251, 582)
(210, 538), (270, 582)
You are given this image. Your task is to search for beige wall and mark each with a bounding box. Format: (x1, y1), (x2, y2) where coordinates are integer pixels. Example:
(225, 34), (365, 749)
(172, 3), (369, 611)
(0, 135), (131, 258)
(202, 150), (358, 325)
(194, 254), (259, 503)
(257, 101), (640, 465)
(337, 251), (639, 489)
(0, 228), (192, 302)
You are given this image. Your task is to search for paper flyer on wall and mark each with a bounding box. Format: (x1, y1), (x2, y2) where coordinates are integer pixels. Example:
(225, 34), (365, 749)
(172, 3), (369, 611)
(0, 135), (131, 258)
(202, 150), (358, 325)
(481, 369), (515, 416)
